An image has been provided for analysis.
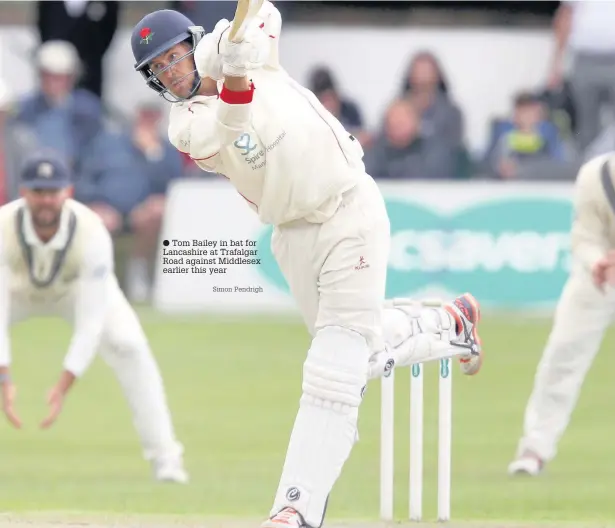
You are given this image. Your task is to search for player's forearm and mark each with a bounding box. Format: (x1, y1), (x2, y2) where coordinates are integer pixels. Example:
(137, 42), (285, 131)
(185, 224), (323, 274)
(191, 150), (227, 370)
(216, 25), (262, 135)
(571, 236), (606, 272)
(552, 4), (572, 67)
(64, 229), (113, 378)
(55, 369), (77, 395)
(217, 79), (255, 139)
(571, 215), (608, 271)
(64, 279), (108, 377)
(570, 163), (610, 271)
(63, 323), (105, 377)
(223, 75), (250, 92)
(64, 330), (104, 377)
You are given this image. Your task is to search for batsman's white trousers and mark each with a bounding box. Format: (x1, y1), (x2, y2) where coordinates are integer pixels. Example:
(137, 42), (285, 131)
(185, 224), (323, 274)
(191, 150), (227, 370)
(8, 278), (183, 462)
(516, 264), (615, 462)
(269, 172), (390, 525)
(271, 173), (390, 354)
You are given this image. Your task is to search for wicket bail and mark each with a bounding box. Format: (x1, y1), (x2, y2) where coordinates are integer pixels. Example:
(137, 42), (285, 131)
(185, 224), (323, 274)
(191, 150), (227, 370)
(380, 358), (453, 522)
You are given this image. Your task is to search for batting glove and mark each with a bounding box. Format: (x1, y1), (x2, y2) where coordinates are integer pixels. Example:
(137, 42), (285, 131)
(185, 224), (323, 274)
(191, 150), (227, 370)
(193, 19), (232, 81)
(221, 25), (270, 77)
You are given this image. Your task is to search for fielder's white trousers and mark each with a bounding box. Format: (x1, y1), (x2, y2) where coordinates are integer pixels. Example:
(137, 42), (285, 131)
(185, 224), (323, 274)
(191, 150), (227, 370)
(9, 278), (183, 463)
(516, 266), (615, 462)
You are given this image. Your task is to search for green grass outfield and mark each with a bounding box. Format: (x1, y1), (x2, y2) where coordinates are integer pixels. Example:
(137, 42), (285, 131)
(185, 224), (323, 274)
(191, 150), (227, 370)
(0, 309), (613, 526)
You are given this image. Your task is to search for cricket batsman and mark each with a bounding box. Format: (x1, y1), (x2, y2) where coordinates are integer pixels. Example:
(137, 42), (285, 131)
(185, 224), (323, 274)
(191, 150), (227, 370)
(508, 152), (615, 476)
(0, 151), (187, 484)
(131, 1), (484, 525)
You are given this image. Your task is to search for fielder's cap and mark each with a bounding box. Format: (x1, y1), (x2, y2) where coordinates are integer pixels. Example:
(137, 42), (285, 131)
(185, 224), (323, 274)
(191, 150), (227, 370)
(20, 151), (72, 189)
(37, 40), (81, 75)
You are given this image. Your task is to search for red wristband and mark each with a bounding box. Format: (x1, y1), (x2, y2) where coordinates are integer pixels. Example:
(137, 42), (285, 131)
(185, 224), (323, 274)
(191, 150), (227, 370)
(220, 82), (255, 104)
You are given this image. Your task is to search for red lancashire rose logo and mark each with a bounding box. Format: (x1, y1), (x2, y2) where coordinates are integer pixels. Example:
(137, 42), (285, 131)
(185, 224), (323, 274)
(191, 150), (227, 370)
(140, 27), (154, 44)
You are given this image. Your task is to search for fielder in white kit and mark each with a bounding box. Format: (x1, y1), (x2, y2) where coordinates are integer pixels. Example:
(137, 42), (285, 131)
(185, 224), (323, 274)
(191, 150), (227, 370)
(509, 152), (615, 476)
(0, 151), (187, 483)
(131, 2), (485, 525)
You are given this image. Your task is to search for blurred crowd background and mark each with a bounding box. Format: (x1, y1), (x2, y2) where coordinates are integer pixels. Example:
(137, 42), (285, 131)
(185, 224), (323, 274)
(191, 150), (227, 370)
(0, 1), (613, 303)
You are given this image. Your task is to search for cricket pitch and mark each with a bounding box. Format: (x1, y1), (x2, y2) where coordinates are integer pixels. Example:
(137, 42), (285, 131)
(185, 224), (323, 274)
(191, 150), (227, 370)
(1, 514), (614, 528)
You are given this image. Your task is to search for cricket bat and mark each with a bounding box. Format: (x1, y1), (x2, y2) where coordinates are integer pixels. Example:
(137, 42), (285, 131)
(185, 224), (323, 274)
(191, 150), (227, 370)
(228, 0), (265, 42)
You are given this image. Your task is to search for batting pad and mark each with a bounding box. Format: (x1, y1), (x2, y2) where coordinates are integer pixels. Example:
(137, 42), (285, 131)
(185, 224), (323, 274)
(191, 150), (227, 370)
(269, 326), (370, 528)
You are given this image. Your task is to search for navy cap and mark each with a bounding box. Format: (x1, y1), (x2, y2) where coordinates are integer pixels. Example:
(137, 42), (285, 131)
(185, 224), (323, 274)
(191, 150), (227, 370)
(20, 151), (72, 190)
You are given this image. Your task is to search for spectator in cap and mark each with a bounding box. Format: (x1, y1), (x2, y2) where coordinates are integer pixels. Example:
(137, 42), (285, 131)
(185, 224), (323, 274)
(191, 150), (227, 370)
(0, 79), (40, 206)
(308, 66), (372, 148)
(12, 40), (103, 171)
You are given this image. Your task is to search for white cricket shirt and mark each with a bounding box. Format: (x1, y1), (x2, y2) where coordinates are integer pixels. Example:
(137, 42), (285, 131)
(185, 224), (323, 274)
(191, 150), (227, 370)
(0, 198), (114, 377)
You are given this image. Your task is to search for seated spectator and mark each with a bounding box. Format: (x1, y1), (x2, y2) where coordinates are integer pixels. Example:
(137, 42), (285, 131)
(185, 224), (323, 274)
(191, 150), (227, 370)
(74, 103), (183, 302)
(401, 51), (464, 149)
(308, 66), (372, 148)
(483, 92), (574, 180)
(13, 40), (103, 169)
(0, 79), (40, 205)
(364, 98), (462, 180)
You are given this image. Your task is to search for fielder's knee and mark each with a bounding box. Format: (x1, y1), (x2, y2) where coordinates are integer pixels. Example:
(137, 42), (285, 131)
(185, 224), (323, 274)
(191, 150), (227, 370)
(302, 326), (370, 411)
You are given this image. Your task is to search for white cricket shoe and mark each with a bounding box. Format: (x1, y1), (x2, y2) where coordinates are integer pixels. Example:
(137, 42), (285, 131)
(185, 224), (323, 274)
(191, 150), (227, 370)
(261, 507), (307, 527)
(152, 457), (189, 483)
(444, 292), (483, 376)
(508, 453), (544, 476)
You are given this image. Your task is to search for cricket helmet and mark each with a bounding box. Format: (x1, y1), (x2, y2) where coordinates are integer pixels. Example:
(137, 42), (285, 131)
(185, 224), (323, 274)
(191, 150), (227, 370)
(131, 9), (205, 102)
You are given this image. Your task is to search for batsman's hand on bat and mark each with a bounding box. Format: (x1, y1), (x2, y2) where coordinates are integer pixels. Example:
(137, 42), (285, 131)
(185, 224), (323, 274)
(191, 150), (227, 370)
(194, 14), (270, 82)
(221, 23), (270, 77)
(194, 19), (232, 81)
(1, 372), (22, 429)
(592, 250), (615, 291)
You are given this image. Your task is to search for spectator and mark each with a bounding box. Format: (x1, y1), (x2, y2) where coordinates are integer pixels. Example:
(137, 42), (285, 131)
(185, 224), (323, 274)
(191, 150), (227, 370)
(547, 1), (615, 151)
(0, 79), (40, 205)
(482, 92), (577, 180)
(13, 40), (103, 170)
(401, 51), (465, 149)
(364, 98), (461, 180)
(36, 0), (120, 99)
(308, 66), (372, 148)
(74, 104), (183, 302)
